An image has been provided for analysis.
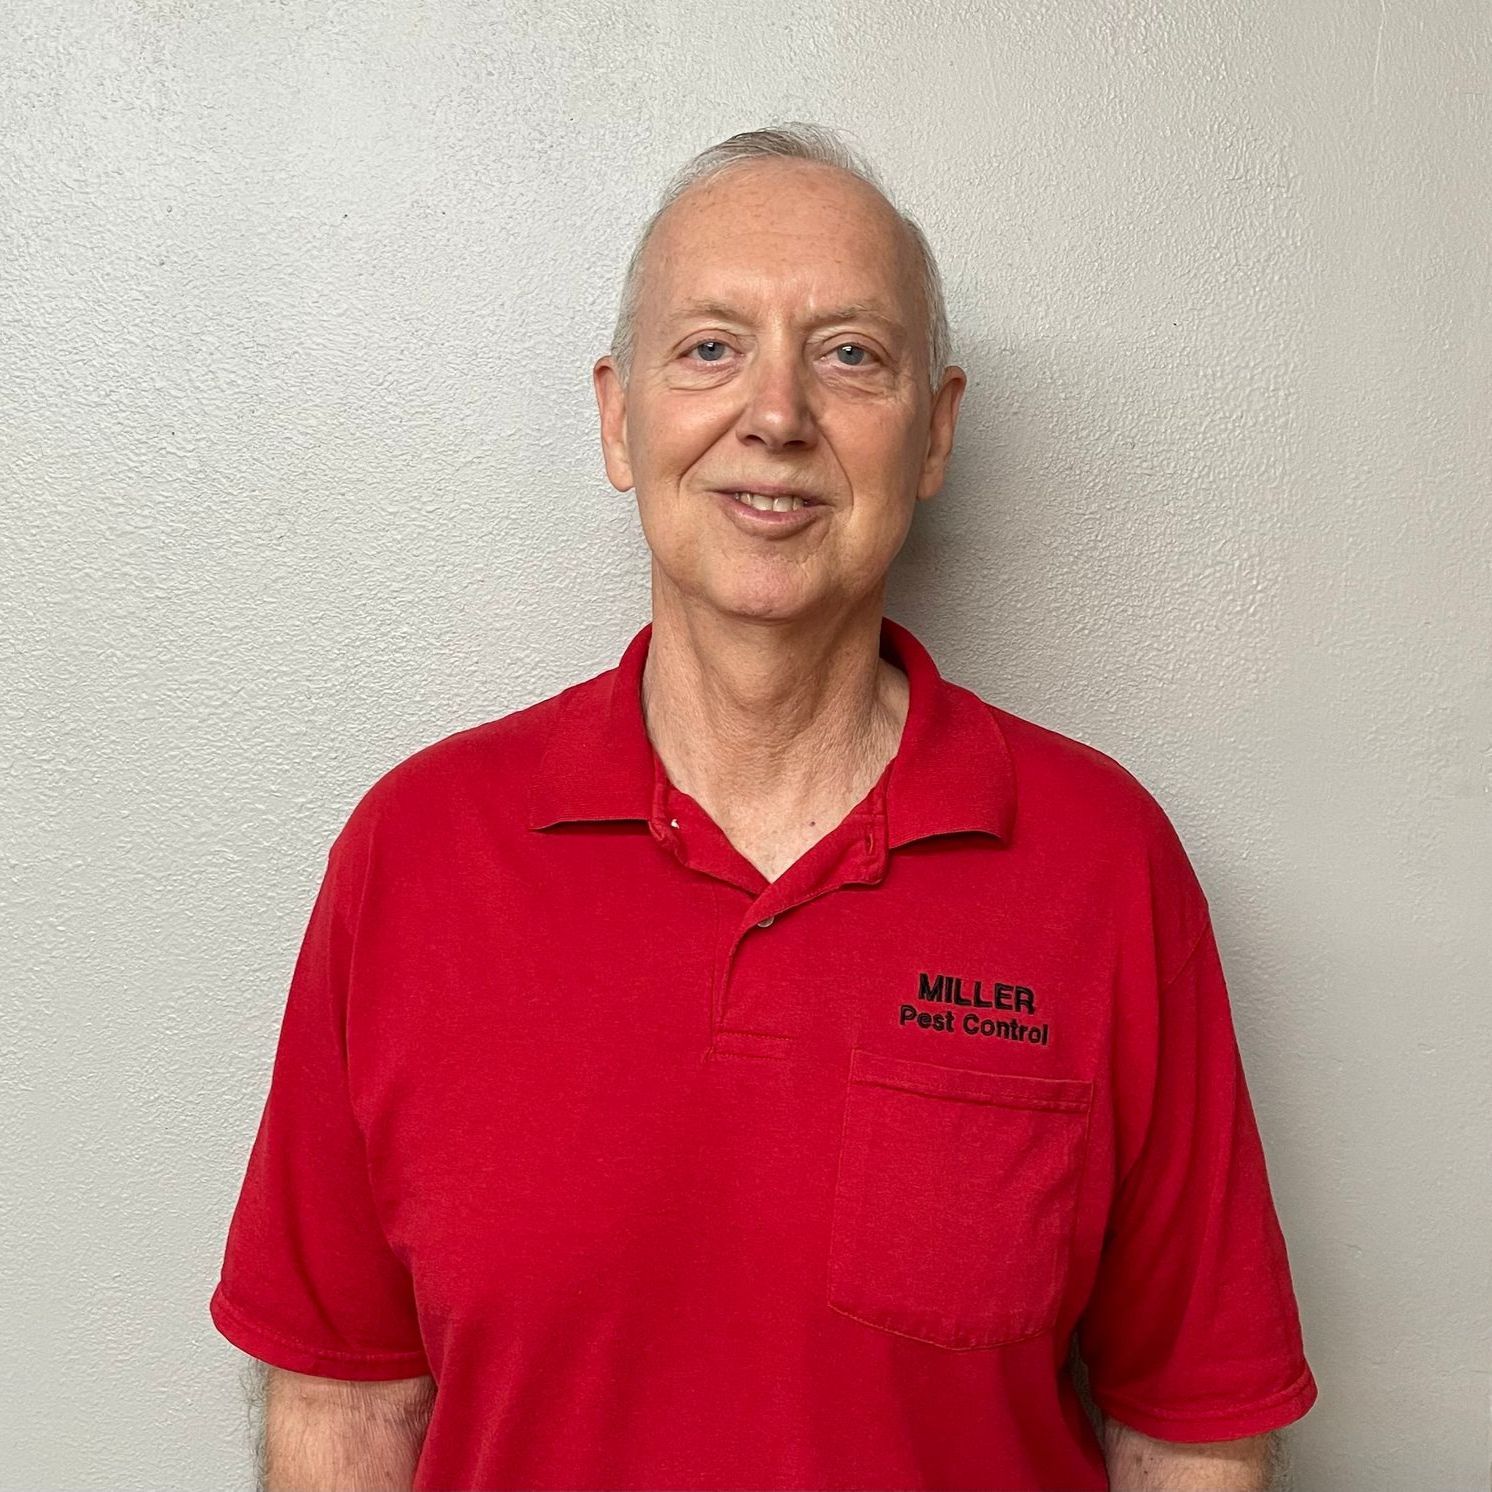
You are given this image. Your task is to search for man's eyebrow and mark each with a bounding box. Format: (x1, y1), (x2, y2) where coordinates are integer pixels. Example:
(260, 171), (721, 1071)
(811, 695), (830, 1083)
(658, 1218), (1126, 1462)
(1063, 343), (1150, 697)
(663, 299), (907, 334)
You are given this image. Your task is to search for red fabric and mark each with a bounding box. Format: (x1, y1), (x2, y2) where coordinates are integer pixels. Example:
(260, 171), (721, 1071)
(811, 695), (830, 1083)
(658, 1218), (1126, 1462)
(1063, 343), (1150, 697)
(209, 616), (1317, 1490)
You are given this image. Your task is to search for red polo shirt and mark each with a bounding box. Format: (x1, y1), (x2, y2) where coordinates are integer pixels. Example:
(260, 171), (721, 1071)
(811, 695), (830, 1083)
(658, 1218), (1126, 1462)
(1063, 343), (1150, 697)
(209, 615), (1317, 1490)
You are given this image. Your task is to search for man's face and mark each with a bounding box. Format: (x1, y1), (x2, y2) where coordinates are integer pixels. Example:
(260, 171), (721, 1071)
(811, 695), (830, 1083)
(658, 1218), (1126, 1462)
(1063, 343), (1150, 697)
(594, 160), (966, 625)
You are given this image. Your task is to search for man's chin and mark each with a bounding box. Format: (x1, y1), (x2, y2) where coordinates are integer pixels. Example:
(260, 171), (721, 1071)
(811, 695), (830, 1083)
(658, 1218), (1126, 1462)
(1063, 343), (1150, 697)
(657, 574), (829, 629)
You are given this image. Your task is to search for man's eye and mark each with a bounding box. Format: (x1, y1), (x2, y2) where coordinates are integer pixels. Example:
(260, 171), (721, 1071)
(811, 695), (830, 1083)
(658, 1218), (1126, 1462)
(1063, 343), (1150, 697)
(683, 340), (876, 367)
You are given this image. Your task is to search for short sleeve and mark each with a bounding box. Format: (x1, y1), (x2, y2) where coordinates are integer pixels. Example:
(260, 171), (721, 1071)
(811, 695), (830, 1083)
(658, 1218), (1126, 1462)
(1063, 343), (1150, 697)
(1078, 916), (1318, 1441)
(208, 830), (430, 1380)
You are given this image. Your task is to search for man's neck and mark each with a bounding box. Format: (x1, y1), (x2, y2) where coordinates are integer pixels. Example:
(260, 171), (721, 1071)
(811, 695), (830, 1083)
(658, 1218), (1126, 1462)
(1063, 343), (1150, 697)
(639, 592), (910, 865)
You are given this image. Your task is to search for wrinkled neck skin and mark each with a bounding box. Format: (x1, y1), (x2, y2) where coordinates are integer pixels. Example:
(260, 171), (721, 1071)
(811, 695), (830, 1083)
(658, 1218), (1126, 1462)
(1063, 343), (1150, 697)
(640, 576), (910, 852)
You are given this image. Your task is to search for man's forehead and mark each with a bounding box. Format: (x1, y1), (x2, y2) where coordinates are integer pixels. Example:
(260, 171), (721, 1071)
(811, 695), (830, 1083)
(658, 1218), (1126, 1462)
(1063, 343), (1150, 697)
(642, 168), (917, 324)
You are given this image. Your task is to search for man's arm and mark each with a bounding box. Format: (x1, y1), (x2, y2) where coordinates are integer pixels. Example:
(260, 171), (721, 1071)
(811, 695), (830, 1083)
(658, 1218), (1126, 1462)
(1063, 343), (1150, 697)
(262, 1366), (435, 1492)
(1102, 1417), (1277, 1491)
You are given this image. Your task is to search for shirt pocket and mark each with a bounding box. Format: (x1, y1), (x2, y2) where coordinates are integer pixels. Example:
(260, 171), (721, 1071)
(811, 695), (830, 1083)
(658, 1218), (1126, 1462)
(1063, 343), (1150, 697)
(827, 1046), (1094, 1350)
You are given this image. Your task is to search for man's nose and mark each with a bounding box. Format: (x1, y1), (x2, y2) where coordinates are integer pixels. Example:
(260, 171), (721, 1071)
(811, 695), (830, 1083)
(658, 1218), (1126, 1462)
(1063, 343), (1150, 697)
(734, 347), (818, 449)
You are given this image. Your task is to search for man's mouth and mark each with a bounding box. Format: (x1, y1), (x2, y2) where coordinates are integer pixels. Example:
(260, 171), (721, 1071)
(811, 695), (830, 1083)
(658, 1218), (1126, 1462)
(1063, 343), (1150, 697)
(722, 491), (818, 512)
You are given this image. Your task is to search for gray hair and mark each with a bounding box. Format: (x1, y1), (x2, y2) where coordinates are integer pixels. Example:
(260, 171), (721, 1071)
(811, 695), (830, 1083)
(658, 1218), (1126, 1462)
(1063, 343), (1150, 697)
(607, 122), (951, 394)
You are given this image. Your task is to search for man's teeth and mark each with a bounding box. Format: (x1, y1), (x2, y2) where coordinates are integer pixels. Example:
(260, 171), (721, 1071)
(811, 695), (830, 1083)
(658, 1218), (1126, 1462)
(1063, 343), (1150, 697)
(731, 491), (809, 511)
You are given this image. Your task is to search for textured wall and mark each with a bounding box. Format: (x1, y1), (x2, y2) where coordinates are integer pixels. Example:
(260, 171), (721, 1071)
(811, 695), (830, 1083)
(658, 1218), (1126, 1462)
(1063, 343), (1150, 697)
(2, 2), (1487, 1488)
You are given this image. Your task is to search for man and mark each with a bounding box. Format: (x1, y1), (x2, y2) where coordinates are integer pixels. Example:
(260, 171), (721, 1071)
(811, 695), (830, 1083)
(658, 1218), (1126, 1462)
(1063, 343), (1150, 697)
(209, 123), (1317, 1490)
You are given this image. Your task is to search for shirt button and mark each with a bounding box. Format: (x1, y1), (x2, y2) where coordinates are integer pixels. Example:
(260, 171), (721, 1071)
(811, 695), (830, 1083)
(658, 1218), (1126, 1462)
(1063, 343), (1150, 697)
(756, 914), (775, 928)
(669, 818), (679, 829)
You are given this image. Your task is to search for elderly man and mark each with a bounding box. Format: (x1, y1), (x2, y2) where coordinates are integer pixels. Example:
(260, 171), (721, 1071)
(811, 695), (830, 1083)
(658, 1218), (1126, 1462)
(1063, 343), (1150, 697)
(210, 123), (1317, 1490)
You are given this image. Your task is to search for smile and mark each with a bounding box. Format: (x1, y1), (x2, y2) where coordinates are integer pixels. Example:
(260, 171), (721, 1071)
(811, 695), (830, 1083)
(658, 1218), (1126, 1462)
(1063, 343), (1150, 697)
(712, 489), (825, 533)
(728, 491), (813, 512)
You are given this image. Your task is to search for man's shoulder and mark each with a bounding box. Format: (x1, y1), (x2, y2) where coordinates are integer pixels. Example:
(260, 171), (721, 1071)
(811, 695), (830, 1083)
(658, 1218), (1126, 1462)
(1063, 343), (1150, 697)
(974, 695), (1211, 957)
(330, 665), (610, 852)
(983, 696), (1181, 845)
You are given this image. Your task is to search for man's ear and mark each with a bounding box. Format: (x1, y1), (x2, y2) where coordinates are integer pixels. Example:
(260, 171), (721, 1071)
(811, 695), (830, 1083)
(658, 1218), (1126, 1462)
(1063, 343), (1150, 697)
(593, 355), (635, 493)
(916, 365), (968, 502)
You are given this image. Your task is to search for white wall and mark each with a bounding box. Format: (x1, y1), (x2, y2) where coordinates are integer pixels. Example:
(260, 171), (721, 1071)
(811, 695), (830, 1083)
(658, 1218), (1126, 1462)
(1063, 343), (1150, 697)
(2, 2), (1487, 1487)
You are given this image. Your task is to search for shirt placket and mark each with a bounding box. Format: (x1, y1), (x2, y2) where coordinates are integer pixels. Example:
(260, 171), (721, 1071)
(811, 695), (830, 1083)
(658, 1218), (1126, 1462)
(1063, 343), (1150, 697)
(648, 759), (890, 1059)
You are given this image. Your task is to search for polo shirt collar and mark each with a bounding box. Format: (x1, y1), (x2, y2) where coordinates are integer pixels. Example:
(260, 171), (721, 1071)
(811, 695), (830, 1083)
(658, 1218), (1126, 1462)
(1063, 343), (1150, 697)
(526, 615), (1015, 848)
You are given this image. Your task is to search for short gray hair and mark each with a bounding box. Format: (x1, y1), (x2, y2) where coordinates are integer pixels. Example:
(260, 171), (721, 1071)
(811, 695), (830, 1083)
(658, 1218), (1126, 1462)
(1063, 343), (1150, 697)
(607, 122), (951, 393)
